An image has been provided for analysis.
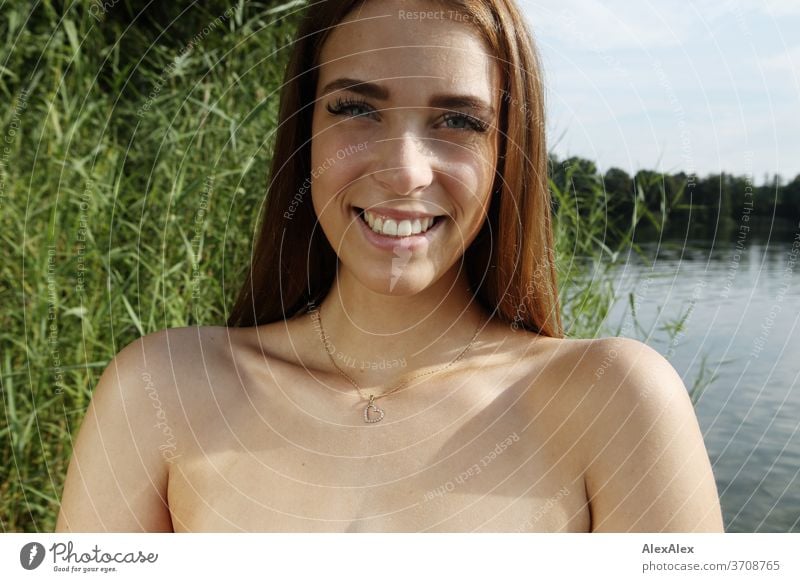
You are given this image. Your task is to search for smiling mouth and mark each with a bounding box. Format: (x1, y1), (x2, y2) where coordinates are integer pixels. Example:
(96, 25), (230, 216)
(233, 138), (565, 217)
(354, 207), (444, 238)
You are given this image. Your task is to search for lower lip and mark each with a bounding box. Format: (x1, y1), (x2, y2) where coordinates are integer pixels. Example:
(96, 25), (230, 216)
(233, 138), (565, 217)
(352, 207), (444, 252)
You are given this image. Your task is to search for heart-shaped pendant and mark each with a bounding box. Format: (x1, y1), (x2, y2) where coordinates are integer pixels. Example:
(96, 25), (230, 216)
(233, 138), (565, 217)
(364, 395), (385, 423)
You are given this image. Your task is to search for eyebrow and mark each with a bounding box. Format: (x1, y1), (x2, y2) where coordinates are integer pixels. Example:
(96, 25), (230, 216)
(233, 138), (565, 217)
(319, 77), (496, 117)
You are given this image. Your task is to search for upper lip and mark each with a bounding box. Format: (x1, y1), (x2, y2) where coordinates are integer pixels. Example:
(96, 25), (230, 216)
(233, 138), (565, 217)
(355, 205), (443, 221)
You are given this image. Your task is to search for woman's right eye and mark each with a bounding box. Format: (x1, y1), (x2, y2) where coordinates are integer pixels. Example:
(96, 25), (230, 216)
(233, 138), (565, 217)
(326, 96), (376, 119)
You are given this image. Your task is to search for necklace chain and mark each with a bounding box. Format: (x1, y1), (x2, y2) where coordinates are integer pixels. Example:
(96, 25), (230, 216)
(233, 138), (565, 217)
(307, 301), (484, 421)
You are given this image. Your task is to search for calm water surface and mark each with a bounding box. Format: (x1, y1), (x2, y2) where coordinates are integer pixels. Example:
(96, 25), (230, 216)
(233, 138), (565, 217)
(599, 217), (799, 532)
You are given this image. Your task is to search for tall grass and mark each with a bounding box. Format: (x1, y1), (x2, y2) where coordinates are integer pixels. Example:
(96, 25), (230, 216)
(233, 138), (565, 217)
(1, 0), (304, 532)
(550, 156), (718, 401)
(0, 0), (714, 532)
(551, 155), (660, 337)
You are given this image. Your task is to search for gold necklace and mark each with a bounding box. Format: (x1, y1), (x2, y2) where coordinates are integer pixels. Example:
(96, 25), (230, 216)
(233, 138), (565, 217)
(307, 300), (484, 424)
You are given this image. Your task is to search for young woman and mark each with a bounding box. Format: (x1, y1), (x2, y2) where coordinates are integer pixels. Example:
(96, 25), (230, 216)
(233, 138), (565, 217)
(56, 0), (724, 532)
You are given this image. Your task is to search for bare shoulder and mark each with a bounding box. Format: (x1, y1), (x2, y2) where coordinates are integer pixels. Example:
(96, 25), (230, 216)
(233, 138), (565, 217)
(56, 325), (233, 532)
(137, 325), (235, 368)
(536, 335), (692, 402)
(552, 336), (724, 532)
(569, 335), (699, 424)
(135, 324), (251, 387)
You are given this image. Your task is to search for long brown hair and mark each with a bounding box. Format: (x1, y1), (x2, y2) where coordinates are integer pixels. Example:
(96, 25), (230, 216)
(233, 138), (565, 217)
(226, 0), (563, 338)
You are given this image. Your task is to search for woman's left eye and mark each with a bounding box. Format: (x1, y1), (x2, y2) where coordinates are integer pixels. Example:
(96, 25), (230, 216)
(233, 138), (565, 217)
(441, 113), (489, 132)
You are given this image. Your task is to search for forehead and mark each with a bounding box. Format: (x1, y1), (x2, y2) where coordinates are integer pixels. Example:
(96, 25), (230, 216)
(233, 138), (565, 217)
(317, 2), (500, 100)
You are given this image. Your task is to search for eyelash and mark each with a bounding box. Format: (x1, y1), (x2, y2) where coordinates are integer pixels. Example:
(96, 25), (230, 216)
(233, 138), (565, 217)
(326, 96), (490, 133)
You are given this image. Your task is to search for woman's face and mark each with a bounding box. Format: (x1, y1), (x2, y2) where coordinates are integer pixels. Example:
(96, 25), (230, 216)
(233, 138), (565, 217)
(310, 0), (501, 295)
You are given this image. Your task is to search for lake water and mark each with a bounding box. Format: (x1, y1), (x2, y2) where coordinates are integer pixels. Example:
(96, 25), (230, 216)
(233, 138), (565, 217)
(599, 217), (800, 532)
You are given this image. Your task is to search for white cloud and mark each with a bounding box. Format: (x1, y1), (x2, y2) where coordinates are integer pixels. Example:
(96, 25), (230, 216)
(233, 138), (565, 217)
(759, 45), (800, 73)
(521, 0), (690, 51)
(740, 0), (800, 16)
(522, 0), (800, 52)
(521, 0), (800, 177)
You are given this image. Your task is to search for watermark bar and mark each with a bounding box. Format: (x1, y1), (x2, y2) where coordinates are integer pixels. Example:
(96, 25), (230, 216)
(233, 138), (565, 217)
(2, 533), (797, 580)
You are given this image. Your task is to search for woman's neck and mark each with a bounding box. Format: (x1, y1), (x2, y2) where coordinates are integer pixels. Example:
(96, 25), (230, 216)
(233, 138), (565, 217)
(307, 265), (492, 390)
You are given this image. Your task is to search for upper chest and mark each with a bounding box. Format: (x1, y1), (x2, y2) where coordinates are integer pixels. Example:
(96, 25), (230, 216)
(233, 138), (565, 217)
(164, 333), (592, 532)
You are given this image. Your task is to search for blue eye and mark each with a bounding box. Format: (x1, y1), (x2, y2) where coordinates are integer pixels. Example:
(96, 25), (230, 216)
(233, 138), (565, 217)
(442, 113), (489, 132)
(326, 97), (375, 119)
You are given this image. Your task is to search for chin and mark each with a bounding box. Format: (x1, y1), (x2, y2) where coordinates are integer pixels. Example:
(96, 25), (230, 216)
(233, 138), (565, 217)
(348, 261), (440, 296)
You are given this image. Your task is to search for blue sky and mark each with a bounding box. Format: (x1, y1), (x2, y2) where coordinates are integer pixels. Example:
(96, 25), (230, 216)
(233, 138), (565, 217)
(518, 0), (800, 183)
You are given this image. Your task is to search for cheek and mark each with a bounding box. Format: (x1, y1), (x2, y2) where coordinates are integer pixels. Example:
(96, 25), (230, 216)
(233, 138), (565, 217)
(436, 148), (495, 214)
(310, 132), (368, 218)
(310, 120), (340, 195)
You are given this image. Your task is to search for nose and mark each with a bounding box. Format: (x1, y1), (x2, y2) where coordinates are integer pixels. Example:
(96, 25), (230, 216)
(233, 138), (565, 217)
(372, 133), (434, 196)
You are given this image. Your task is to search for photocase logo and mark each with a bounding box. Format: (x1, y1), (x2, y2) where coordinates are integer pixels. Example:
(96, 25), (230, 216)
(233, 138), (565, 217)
(19, 542), (46, 570)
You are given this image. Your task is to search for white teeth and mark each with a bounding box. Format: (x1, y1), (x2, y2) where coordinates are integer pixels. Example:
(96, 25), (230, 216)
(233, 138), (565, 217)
(383, 219), (398, 236)
(361, 209), (437, 237)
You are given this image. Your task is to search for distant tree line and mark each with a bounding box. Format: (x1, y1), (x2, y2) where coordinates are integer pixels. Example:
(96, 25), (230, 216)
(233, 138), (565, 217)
(548, 155), (800, 239)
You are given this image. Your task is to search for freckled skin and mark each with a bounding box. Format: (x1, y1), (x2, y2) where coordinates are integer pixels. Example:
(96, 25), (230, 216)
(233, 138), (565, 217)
(308, 7), (500, 323)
